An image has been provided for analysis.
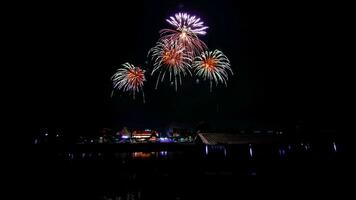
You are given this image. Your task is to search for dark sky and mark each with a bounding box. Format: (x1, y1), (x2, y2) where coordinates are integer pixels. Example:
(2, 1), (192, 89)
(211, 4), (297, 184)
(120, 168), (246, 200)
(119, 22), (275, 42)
(16, 1), (346, 133)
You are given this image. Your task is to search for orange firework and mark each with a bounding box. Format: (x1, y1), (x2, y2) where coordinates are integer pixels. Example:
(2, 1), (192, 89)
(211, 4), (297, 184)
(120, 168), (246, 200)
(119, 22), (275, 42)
(148, 39), (192, 91)
(193, 49), (233, 92)
(159, 28), (207, 57)
(111, 62), (146, 102)
(127, 68), (145, 87)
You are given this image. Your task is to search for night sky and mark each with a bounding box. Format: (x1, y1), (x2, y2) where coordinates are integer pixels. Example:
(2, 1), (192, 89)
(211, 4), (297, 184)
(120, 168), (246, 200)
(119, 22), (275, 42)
(17, 1), (345, 134)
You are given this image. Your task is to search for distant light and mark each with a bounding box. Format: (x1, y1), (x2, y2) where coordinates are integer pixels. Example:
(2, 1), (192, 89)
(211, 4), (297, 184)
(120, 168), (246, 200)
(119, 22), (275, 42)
(249, 144), (253, 158)
(56, 134), (59, 137)
(45, 133), (48, 136)
(253, 131), (261, 134)
(205, 145), (209, 156)
(279, 148), (286, 157)
(304, 143), (310, 150)
(159, 137), (170, 142)
(90, 140), (94, 143)
(223, 147), (227, 157)
(121, 135), (129, 139)
(333, 142), (337, 152)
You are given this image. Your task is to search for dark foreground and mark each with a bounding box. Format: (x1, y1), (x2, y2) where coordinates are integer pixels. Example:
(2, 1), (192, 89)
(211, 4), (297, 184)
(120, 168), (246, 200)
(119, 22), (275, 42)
(17, 139), (352, 199)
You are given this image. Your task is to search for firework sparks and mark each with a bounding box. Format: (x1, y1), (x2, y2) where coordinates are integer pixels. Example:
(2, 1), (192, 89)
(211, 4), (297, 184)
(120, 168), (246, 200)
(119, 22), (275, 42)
(193, 49), (233, 91)
(148, 39), (192, 91)
(166, 13), (208, 36)
(160, 12), (208, 56)
(111, 62), (146, 102)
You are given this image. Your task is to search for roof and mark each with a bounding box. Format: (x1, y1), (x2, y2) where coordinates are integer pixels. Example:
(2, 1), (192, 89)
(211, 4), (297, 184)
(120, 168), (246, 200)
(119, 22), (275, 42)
(198, 133), (281, 145)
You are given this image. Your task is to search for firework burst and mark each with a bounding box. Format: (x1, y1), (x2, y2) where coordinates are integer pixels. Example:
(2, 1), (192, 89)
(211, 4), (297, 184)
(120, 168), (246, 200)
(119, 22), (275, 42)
(111, 62), (146, 102)
(166, 13), (208, 36)
(148, 39), (192, 91)
(193, 49), (233, 91)
(160, 12), (208, 56)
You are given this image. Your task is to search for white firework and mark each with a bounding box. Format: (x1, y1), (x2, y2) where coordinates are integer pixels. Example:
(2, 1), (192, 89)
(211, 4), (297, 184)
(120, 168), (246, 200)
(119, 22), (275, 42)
(193, 49), (233, 91)
(166, 12), (208, 35)
(159, 12), (208, 58)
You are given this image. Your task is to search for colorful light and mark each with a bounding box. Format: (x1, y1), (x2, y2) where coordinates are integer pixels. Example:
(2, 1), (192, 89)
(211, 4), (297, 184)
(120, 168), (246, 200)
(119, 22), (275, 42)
(249, 144), (253, 158)
(159, 137), (171, 143)
(166, 13), (208, 36)
(111, 62), (146, 102)
(159, 13), (208, 57)
(193, 49), (233, 91)
(148, 39), (192, 91)
(333, 142), (337, 152)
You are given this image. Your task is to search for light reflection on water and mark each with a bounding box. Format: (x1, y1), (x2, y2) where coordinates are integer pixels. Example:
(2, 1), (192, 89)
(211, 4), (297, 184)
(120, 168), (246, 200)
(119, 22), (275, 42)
(249, 144), (253, 158)
(332, 142), (337, 152)
(132, 152), (155, 159)
(131, 151), (171, 160)
(57, 142), (342, 161)
(42, 141), (346, 199)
